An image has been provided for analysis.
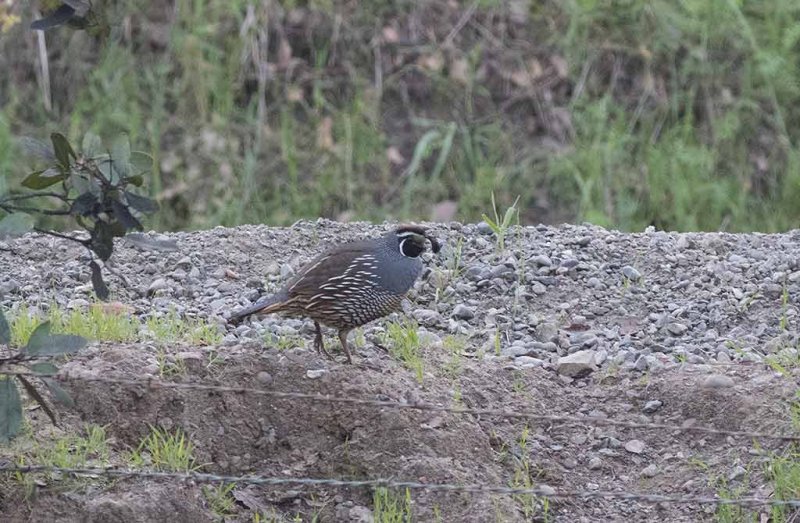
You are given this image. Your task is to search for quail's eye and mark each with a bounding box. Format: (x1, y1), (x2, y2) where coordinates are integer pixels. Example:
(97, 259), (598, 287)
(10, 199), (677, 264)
(399, 237), (425, 258)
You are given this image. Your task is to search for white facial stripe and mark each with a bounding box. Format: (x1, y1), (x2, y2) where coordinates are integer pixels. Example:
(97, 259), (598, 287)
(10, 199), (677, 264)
(399, 237), (409, 256)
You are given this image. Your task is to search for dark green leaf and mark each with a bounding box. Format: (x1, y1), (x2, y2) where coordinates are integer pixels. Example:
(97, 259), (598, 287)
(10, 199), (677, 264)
(51, 133), (76, 170)
(16, 375), (58, 426)
(110, 198), (142, 232)
(31, 4), (76, 31)
(24, 321), (87, 356)
(0, 213), (34, 239)
(91, 221), (114, 261)
(42, 378), (74, 407)
(0, 308), (10, 345)
(98, 157), (116, 184)
(129, 151), (153, 175)
(89, 260), (109, 301)
(111, 134), (131, 179)
(0, 378), (22, 442)
(70, 191), (99, 216)
(81, 132), (103, 158)
(17, 137), (55, 162)
(125, 175), (144, 187)
(30, 362), (59, 376)
(21, 168), (67, 189)
(124, 191), (159, 214)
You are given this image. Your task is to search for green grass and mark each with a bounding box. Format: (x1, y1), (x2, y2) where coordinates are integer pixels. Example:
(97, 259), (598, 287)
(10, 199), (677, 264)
(510, 426), (549, 521)
(8, 303), (222, 347)
(202, 482), (237, 518)
(4, 1), (800, 231)
(383, 319), (424, 383)
(373, 487), (413, 523)
(128, 426), (199, 472)
(37, 424), (111, 469)
(714, 448), (800, 523)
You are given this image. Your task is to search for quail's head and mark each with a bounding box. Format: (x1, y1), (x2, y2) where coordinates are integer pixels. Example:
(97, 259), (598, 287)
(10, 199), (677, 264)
(391, 224), (441, 257)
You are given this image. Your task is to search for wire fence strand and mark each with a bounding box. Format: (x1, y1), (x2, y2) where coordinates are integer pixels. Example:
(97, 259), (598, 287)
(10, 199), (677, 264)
(1, 464), (799, 508)
(1, 370), (798, 441)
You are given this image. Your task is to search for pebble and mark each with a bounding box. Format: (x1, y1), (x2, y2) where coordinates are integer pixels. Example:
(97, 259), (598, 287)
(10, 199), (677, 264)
(452, 304), (475, 320)
(588, 457), (603, 470)
(642, 400), (663, 414)
(557, 350), (597, 377)
(701, 374), (735, 389)
(531, 254), (552, 267)
(147, 278), (169, 296)
(667, 323), (689, 336)
(624, 440), (645, 454)
(306, 369), (327, 379)
(476, 222), (494, 235)
(622, 266), (642, 281)
(256, 371), (273, 385)
(641, 464), (659, 478)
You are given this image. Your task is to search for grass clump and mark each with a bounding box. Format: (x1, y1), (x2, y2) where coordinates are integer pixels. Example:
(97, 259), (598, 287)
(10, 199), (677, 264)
(373, 487), (413, 523)
(129, 426), (199, 472)
(145, 308), (223, 345)
(37, 424), (111, 469)
(203, 482), (237, 518)
(383, 319), (424, 383)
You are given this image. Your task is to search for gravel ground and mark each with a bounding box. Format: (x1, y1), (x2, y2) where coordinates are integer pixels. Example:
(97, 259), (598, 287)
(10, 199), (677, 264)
(1, 220), (799, 522)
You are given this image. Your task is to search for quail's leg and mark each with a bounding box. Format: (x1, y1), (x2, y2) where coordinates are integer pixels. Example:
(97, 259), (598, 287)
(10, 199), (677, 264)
(338, 329), (353, 364)
(314, 321), (334, 360)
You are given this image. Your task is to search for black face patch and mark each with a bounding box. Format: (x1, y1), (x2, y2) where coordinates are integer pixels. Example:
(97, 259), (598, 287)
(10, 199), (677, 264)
(399, 236), (425, 258)
(394, 224), (441, 255)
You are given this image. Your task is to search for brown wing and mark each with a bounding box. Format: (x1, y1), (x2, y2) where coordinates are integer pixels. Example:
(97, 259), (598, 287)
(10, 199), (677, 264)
(281, 241), (373, 299)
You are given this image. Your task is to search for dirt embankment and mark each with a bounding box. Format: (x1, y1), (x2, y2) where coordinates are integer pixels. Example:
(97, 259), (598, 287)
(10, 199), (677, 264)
(1, 221), (799, 522)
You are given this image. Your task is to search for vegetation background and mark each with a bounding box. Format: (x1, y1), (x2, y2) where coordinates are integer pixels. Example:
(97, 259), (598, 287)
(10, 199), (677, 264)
(1, 0), (799, 232)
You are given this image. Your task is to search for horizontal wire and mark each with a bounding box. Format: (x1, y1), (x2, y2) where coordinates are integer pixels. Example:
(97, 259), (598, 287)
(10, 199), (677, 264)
(1, 464), (798, 508)
(0, 370), (798, 441)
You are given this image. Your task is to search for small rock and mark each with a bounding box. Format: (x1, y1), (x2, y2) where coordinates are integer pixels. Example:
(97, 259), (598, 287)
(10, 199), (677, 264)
(147, 278), (169, 296)
(413, 308), (440, 326)
(642, 400), (663, 414)
(306, 369), (327, 379)
(622, 266), (642, 281)
(514, 356), (544, 368)
(452, 304), (475, 320)
(588, 457), (602, 470)
(256, 371), (273, 385)
(641, 464), (659, 478)
(634, 355), (649, 371)
(532, 255), (552, 267)
(729, 465), (747, 481)
(476, 221), (494, 235)
(530, 282), (547, 295)
(624, 439), (645, 454)
(280, 264), (295, 280)
(667, 323), (689, 336)
(701, 374), (735, 389)
(557, 350), (597, 378)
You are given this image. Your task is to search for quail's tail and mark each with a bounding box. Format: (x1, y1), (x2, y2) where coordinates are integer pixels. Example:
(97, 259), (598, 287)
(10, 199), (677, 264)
(228, 292), (290, 324)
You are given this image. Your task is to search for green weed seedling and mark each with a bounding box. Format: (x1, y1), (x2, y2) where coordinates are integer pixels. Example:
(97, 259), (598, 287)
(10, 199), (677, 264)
(373, 487), (413, 523)
(383, 319), (424, 383)
(481, 193), (520, 253)
(203, 482), (237, 517)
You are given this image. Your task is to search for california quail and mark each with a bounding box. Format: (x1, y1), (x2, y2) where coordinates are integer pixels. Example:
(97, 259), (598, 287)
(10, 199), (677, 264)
(228, 224), (441, 363)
